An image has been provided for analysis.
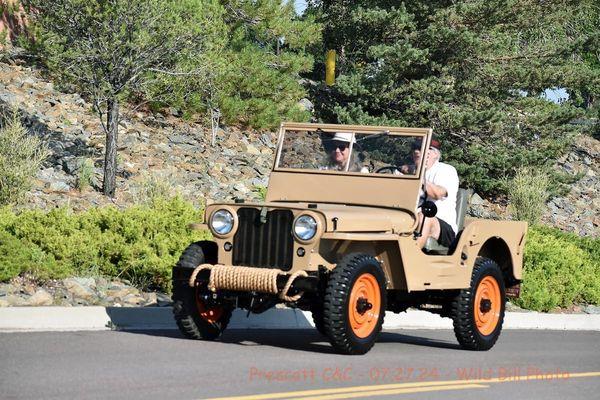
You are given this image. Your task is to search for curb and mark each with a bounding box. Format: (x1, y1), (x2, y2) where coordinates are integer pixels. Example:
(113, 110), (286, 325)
(1, 307), (599, 332)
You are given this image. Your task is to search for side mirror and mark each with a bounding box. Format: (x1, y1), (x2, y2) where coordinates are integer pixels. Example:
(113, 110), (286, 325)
(421, 200), (437, 218)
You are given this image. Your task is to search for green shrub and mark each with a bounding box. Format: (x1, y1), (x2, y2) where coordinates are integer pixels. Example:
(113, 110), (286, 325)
(515, 226), (600, 311)
(0, 230), (64, 281)
(76, 158), (95, 191)
(507, 167), (550, 225)
(0, 197), (210, 291)
(252, 185), (268, 201)
(130, 172), (175, 205)
(0, 110), (49, 205)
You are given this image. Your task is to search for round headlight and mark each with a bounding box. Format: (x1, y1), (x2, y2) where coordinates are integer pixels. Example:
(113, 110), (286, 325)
(210, 209), (234, 235)
(294, 215), (317, 241)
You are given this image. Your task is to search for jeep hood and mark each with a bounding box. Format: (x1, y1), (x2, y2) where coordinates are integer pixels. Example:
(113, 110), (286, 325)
(206, 201), (417, 235)
(314, 204), (415, 234)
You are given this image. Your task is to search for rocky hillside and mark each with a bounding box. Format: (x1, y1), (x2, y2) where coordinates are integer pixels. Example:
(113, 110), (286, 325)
(0, 55), (598, 237)
(0, 57), (275, 211)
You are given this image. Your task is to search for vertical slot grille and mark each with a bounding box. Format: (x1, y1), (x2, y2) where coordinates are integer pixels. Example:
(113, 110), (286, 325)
(232, 208), (294, 271)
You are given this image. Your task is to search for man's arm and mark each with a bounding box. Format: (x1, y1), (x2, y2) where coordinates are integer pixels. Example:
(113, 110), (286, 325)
(425, 181), (447, 200)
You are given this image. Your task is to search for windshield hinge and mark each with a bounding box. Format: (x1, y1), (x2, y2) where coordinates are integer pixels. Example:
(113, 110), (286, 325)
(259, 207), (268, 224)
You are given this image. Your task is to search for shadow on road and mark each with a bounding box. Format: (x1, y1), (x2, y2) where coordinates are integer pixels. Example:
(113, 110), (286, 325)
(104, 306), (458, 353)
(121, 328), (459, 353)
(378, 331), (460, 350)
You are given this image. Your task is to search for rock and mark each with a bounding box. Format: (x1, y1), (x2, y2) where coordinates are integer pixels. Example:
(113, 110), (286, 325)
(107, 287), (140, 299)
(62, 157), (81, 175)
(584, 305), (600, 315)
(246, 144), (261, 155)
(233, 183), (250, 194)
(71, 277), (96, 288)
(0, 299), (9, 307)
(222, 148), (236, 156)
(155, 143), (171, 153)
(169, 134), (194, 145)
(167, 107), (181, 117)
(64, 278), (95, 300)
(157, 293), (172, 307)
(123, 294), (145, 306)
(143, 292), (158, 306)
(0, 283), (17, 296)
(505, 301), (525, 312)
(95, 277), (109, 289)
(251, 177), (268, 187)
(260, 134), (275, 148)
(298, 98), (314, 112)
(470, 193), (485, 205)
(4, 295), (27, 306)
(49, 181), (71, 192)
(27, 289), (53, 306)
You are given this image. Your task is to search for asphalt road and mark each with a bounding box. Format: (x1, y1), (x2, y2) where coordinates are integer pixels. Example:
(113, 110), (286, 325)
(1, 329), (599, 400)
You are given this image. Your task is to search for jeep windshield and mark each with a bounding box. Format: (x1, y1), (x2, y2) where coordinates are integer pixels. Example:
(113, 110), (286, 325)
(275, 127), (427, 177)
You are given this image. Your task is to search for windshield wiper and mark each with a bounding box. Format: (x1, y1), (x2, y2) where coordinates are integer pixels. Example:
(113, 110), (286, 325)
(356, 130), (390, 142)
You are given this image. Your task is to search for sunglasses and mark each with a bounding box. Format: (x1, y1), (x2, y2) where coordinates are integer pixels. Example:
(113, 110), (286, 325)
(325, 142), (349, 151)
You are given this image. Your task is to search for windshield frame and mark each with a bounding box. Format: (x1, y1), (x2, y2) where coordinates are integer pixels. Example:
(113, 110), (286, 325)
(273, 123), (429, 180)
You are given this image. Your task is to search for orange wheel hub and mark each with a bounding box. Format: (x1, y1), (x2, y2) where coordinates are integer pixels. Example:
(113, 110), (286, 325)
(474, 276), (501, 335)
(195, 288), (224, 324)
(348, 273), (381, 338)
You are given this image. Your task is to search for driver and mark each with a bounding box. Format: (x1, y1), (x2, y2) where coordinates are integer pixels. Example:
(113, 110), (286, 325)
(321, 132), (368, 173)
(414, 137), (459, 249)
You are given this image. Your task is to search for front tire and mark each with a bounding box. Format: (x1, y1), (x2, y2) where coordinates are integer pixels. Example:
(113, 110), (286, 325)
(451, 257), (506, 350)
(323, 253), (386, 355)
(310, 304), (326, 336)
(172, 242), (232, 340)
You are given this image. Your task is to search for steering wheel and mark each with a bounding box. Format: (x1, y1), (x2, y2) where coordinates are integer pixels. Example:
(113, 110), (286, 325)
(375, 165), (403, 174)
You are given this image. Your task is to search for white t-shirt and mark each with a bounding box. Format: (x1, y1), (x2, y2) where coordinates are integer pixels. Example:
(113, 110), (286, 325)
(425, 161), (459, 233)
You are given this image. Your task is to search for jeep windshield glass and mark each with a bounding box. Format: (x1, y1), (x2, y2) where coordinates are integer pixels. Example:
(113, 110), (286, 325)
(275, 129), (425, 176)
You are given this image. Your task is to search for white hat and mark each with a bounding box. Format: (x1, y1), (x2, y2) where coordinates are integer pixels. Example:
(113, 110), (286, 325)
(331, 132), (355, 143)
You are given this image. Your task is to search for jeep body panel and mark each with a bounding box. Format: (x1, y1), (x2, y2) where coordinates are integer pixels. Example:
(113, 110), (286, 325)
(202, 202), (527, 292)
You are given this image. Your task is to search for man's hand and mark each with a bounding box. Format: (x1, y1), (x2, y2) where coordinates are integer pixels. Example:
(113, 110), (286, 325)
(425, 181), (447, 200)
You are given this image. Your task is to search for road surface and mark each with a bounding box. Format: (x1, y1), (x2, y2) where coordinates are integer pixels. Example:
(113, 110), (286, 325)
(1, 329), (599, 400)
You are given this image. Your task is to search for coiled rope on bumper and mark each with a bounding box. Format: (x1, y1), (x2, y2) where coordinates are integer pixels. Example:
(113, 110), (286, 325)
(188, 264), (308, 302)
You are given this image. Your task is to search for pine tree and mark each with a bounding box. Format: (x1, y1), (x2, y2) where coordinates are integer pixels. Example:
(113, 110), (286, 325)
(308, 0), (599, 194)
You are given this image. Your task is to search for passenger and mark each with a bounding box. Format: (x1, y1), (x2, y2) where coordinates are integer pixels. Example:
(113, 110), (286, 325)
(321, 132), (368, 173)
(413, 137), (459, 249)
(400, 141), (420, 175)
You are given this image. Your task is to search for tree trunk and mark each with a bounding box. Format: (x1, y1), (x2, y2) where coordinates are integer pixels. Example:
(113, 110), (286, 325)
(103, 98), (119, 197)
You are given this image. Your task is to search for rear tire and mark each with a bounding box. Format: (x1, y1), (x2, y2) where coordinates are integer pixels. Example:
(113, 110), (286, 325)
(451, 257), (505, 350)
(323, 253), (386, 355)
(172, 242), (232, 340)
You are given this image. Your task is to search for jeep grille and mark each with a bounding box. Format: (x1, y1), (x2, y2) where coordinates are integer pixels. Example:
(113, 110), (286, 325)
(232, 208), (294, 271)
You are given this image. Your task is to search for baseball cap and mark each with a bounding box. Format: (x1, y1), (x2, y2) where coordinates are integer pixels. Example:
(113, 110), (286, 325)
(412, 135), (441, 150)
(330, 132), (355, 143)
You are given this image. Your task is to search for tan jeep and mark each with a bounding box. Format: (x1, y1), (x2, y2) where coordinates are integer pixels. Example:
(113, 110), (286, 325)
(172, 123), (528, 355)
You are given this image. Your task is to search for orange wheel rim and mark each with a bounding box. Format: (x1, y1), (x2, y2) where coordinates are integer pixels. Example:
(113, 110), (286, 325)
(348, 273), (381, 338)
(195, 287), (223, 324)
(474, 276), (501, 335)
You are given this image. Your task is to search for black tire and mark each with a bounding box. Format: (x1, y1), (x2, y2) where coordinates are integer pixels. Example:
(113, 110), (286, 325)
(172, 242), (232, 340)
(310, 304), (327, 336)
(323, 253), (387, 355)
(451, 257), (506, 350)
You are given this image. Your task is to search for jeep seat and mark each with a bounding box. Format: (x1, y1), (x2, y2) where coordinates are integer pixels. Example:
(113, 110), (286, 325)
(424, 188), (472, 255)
